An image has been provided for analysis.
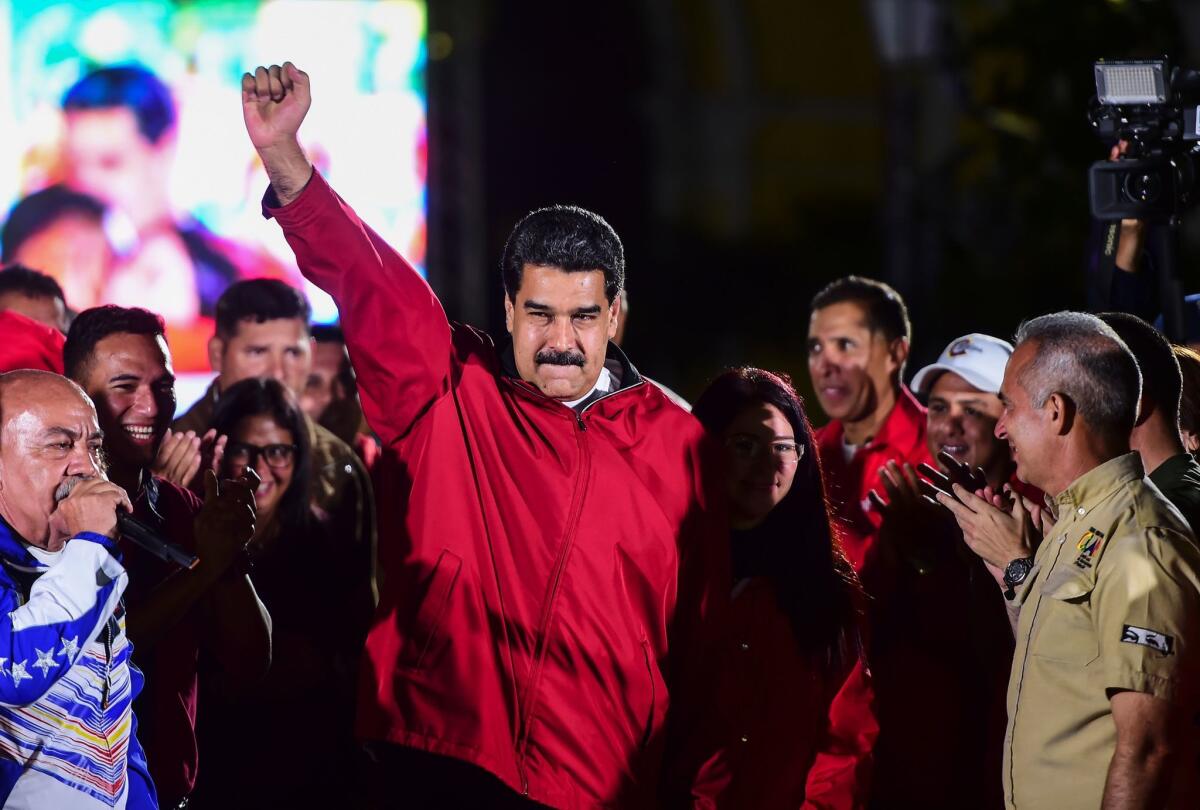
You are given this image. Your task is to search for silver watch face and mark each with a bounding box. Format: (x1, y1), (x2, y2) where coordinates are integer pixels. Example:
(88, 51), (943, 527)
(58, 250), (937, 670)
(1005, 558), (1032, 584)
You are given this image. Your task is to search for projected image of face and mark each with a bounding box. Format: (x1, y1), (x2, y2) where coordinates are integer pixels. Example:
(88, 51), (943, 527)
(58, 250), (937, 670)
(63, 106), (173, 232)
(3, 2), (430, 371)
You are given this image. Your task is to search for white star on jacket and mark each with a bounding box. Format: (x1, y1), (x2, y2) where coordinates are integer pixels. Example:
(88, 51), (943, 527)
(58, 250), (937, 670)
(59, 636), (79, 660)
(10, 661), (30, 685)
(32, 648), (56, 677)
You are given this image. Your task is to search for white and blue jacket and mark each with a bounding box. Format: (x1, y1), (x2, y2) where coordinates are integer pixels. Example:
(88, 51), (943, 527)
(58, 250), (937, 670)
(0, 521), (156, 809)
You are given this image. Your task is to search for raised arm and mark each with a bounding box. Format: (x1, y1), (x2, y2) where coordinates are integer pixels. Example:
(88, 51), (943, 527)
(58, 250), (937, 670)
(242, 63), (453, 443)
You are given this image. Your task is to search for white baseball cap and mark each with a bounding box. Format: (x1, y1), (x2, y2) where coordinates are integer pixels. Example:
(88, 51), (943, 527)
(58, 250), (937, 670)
(911, 333), (1014, 396)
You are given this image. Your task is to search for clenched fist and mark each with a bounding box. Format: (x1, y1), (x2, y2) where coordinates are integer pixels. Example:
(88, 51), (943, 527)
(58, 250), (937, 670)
(242, 62), (311, 150)
(241, 62), (314, 205)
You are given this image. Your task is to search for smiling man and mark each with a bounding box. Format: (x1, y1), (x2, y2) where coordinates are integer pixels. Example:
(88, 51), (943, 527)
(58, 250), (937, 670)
(239, 62), (727, 808)
(64, 305), (269, 809)
(807, 276), (931, 571)
(940, 313), (1200, 810)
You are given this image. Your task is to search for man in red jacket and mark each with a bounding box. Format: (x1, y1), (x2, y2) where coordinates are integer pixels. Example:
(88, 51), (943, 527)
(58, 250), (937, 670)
(240, 63), (726, 809)
(807, 276), (931, 573)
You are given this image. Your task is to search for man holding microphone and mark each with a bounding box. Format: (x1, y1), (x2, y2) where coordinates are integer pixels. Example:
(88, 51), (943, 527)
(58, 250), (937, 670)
(0, 370), (157, 808)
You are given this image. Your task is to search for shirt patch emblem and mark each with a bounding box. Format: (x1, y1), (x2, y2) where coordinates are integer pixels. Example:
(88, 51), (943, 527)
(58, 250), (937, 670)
(1073, 527), (1105, 569)
(1121, 624), (1175, 655)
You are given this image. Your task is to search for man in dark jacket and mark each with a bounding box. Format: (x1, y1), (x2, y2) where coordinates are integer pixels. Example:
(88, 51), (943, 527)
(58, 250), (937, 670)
(239, 62), (727, 809)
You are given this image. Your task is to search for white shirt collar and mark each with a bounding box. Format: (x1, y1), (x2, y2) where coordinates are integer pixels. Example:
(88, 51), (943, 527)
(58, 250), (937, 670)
(563, 367), (614, 410)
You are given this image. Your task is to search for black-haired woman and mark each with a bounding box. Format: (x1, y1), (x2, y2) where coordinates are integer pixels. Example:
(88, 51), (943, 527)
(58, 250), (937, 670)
(686, 367), (877, 809)
(193, 378), (375, 808)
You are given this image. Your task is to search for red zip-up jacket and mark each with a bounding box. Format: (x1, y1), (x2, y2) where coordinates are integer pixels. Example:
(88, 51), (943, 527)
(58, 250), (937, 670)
(264, 172), (728, 809)
(814, 387), (932, 573)
(688, 577), (876, 809)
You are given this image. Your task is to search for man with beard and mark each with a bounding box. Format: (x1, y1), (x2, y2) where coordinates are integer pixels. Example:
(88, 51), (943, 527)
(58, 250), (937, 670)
(0, 370), (154, 808)
(63, 305), (269, 809)
(239, 62), (726, 808)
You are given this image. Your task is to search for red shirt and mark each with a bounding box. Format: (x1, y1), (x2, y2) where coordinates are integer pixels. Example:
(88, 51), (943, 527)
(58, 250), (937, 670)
(815, 386), (933, 572)
(688, 577), (876, 809)
(126, 476), (203, 804)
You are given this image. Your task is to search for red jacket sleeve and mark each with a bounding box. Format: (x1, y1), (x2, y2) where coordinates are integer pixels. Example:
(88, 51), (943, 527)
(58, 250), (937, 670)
(265, 171), (452, 445)
(802, 656), (878, 810)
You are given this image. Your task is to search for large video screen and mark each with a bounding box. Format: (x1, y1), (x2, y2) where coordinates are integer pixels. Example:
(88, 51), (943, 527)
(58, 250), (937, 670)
(0, 0), (427, 374)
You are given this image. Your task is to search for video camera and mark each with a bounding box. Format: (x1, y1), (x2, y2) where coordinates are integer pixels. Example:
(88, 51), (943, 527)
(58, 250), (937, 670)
(1088, 59), (1200, 221)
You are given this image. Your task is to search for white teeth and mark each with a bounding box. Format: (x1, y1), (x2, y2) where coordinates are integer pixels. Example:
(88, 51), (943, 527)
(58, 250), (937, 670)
(125, 426), (154, 439)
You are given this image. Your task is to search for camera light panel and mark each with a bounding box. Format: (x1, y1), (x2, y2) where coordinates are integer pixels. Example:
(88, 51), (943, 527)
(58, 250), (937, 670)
(1096, 61), (1168, 105)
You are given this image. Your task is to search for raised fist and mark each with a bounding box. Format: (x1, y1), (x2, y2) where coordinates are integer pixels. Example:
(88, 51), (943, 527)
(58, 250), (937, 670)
(242, 62), (311, 152)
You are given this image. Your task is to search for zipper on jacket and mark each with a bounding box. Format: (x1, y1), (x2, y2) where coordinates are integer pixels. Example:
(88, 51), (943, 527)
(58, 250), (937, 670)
(515, 408), (594, 776)
(509, 378), (644, 791)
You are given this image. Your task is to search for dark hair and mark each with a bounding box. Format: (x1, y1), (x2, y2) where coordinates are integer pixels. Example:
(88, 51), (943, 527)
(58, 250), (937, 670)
(0, 264), (66, 305)
(1174, 345), (1200, 436)
(1099, 312), (1181, 425)
(500, 205), (625, 302)
(210, 377), (312, 534)
(62, 64), (176, 144)
(692, 367), (864, 672)
(215, 279), (312, 341)
(1, 186), (105, 263)
(310, 323), (344, 344)
(811, 275), (911, 344)
(63, 305), (165, 381)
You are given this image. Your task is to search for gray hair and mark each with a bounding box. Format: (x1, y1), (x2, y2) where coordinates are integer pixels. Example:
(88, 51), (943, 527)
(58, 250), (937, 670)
(1014, 311), (1141, 437)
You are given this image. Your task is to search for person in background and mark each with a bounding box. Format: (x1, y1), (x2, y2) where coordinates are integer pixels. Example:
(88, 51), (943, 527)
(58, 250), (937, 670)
(1099, 313), (1200, 532)
(0, 310), (65, 374)
(193, 377), (373, 808)
(866, 332), (1026, 810)
(0, 186), (111, 312)
(0, 370), (155, 809)
(0, 264), (70, 333)
(299, 323), (378, 468)
(1174, 344), (1200, 453)
(63, 305), (270, 809)
(683, 367), (875, 809)
(170, 279), (375, 588)
(939, 312), (1200, 810)
(807, 275), (931, 573)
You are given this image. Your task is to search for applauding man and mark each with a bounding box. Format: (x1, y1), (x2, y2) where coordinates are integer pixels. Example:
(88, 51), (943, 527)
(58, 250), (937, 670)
(939, 313), (1200, 810)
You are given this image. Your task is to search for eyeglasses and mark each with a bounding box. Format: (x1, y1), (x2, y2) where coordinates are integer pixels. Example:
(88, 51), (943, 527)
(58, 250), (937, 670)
(226, 441), (297, 469)
(725, 435), (804, 464)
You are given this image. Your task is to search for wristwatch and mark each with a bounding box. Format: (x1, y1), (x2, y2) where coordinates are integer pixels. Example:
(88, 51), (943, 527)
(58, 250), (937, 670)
(1002, 556), (1034, 601)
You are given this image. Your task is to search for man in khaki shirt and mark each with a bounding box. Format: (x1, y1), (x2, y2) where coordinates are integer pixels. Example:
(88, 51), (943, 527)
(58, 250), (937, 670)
(939, 312), (1200, 809)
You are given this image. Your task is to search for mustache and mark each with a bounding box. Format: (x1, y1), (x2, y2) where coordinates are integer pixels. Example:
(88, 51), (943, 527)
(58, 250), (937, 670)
(54, 475), (97, 503)
(535, 349), (586, 368)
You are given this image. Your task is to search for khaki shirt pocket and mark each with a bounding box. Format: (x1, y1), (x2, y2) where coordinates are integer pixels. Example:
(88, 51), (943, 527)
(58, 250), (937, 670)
(1030, 565), (1100, 666)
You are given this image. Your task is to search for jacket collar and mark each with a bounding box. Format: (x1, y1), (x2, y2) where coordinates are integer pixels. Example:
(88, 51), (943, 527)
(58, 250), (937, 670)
(818, 384), (926, 459)
(0, 517), (49, 573)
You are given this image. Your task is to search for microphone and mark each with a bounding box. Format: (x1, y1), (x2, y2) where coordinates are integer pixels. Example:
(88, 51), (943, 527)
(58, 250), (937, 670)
(53, 475), (200, 570)
(116, 512), (200, 570)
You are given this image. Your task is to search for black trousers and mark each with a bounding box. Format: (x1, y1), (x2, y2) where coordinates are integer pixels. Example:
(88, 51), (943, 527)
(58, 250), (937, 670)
(367, 744), (549, 809)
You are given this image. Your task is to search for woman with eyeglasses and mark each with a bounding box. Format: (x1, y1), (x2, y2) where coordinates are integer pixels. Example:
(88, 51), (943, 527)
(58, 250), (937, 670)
(683, 367), (877, 809)
(192, 377), (373, 808)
